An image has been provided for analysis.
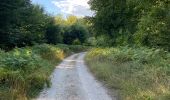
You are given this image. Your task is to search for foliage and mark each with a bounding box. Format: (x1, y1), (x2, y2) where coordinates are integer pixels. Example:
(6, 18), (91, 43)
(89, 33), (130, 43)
(86, 37), (97, 46)
(0, 0), (51, 49)
(0, 44), (74, 99)
(86, 47), (170, 100)
(45, 20), (63, 44)
(135, 1), (170, 50)
(0, 48), (50, 99)
(88, 0), (170, 50)
(63, 23), (89, 45)
(89, 0), (127, 41)
(56, 44), (89, 53)
(0, 0), (90, 50)
(66, 15), (78, 25)
(72, 39), (81, 45)
(45, 15), (90, 45)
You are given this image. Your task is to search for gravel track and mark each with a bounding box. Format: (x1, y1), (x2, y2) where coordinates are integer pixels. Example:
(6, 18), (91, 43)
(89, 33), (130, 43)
(36, 53), (116, 100)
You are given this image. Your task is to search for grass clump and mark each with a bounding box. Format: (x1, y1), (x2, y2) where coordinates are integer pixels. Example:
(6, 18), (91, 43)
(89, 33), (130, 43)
(85, 47), (170, 100)
(0, 44), (74, 100)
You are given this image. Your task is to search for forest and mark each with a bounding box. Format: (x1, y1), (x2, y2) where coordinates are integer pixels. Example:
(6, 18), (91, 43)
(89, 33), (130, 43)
(0, 0), (170, 100)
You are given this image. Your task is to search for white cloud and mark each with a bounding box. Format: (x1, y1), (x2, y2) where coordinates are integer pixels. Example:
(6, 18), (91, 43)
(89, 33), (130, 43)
(52, 0), (94, 17)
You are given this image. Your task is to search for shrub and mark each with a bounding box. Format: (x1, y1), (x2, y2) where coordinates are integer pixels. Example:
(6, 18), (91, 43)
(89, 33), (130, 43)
(32, 44), (65, 64)
(85, 47), (170, 100)
(56, 44), (89, 53)
(0, 44), (78, 99)
(0, 46), (53, 99)
(72, 39), (81, 45)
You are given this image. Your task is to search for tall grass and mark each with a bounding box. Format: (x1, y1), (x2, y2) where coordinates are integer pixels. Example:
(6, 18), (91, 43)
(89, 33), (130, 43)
(85, 47), (170, 100)
(0, 44), (86, 100)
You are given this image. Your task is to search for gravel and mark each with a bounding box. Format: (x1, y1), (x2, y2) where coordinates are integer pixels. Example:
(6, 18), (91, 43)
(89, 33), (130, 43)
(36, 53), (116, 100)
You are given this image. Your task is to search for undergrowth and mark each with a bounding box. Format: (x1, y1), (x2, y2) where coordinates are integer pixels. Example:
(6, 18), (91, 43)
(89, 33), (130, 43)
(0, 44), (86, 100)
(85, 46), (170, 100)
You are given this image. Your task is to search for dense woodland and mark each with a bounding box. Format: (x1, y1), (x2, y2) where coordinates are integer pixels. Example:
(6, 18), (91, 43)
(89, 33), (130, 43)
(0, 0), (170, 50)
(0, 0), (170, 99)
(0, 0), (89, 50)
(88, 0), (170, 50)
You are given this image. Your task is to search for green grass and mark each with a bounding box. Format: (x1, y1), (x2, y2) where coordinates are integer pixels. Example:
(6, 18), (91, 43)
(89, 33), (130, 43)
(0, 44), (87, 100)
(85, 47), (170, 100)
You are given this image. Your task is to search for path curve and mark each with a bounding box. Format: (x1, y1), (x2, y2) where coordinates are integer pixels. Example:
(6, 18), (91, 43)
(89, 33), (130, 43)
(36, 53), (116, 100)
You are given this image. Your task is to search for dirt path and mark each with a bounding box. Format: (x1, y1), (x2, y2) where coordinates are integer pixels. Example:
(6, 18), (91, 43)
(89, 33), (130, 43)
(36, 53), (116, 100)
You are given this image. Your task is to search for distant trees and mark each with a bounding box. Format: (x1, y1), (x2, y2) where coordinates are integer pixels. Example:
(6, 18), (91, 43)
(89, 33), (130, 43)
(63, 24), (88, 44)
(46, 15), (89, 45)
(88, 0), (170, 50)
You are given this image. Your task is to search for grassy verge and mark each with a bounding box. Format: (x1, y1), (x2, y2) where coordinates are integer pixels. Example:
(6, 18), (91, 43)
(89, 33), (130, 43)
(0, 44), (87, 100)
(85, 47), (170, 100)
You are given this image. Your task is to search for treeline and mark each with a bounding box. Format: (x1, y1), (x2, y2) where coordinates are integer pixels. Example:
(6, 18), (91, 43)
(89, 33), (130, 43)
(0, 0), (89, 50)
(46, 15), (89, 45)
(88, 0), (170, 50)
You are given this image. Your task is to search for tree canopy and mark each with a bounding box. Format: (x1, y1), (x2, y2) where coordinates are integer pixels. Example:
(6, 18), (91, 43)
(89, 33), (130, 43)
(88, 0), (170, 50)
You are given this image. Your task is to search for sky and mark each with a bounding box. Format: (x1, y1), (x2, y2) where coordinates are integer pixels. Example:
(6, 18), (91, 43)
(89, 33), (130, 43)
(31, 0), (94, 17)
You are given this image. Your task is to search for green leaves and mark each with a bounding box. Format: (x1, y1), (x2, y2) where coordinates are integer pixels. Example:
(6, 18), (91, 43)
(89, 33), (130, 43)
(63, 23), (89, 45)
(89, 0), (170, 50)
(135, 1), (170, 50)
(0, 0), (50, 49)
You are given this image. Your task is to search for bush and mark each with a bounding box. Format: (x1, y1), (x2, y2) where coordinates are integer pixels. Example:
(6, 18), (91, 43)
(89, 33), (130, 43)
(0, 44), (75, 99)
(86, 37), (97, 46)
(72, 39), (81, 45)
(56, 44), (90, 53)
(32, 44), (65, 64)
(85, 47), (170, 100)
(95, 35), (113, 47)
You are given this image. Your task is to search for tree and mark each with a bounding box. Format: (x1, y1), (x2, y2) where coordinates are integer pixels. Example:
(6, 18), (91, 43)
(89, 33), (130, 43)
(0, 0), (50, 49)
(89, 0), (170, 50)
(63, 24), (88, 44)
(135, 0), (170, 50)
(9, 5), (49, 47)
(54, 14), (66, 25)
(66, 15), (78, 25)
(89, 0), (128, 44)
(0, 0), (31, 49)
(45, 19), (63, 44)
